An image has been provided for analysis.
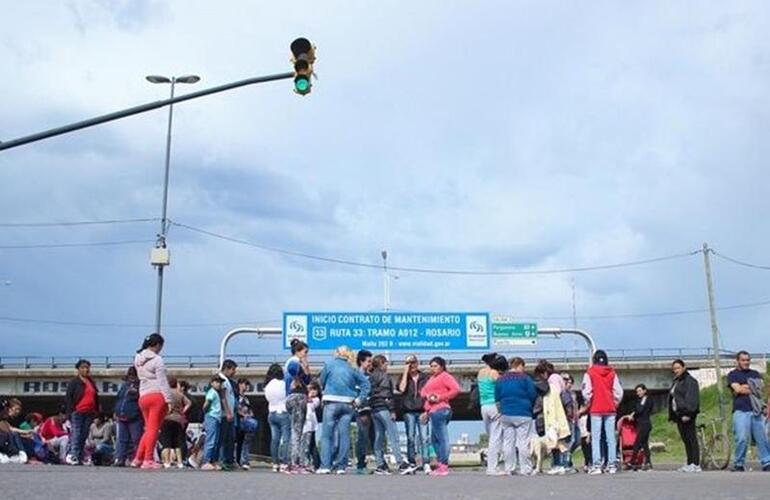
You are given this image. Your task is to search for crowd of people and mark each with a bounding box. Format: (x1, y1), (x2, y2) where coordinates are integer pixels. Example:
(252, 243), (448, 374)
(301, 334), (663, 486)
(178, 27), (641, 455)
(1, 335), (769, 476)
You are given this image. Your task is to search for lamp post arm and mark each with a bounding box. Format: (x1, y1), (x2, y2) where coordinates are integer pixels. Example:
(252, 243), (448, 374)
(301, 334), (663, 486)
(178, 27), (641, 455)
(0, 71), (295, 151)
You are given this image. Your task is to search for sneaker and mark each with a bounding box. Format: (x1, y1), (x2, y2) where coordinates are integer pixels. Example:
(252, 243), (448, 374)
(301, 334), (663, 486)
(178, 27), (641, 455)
(677, 464), (692, 473)
(486, 470), (506, 476)
(547, 466), (565, 475)
(399, 462), (418, 475)
(65, 454), (80, 466)
(163, 463), (172, 469)
(732, 465), (745, 472)
(607, 465), (618, 475)
(279, 464), (290, 474)
(188, 456), (200, 469)
(423, 463), (432, 475)
(9, 452), (28, 464)
(691, 465), (702, 473)
(588, 466), (603, 475)
(272, 464), (280, 473)
(430, 464), (449, 476)
(178, 463), (185, 470)
(642, 463), (652, 471)
(355, 468), (370, 475)
(375, 466), (392, 475)
(335, 469), (346, 475)
(0, 454), (9, 464)
(563, 467), (578, 475)
(113, 460), (126, 467)
(241, 463), (250, 471)
(141, 461), (163, 470)
(130, 459), (141, 468)
(315, 468), (331, 475)
(201, 463), (216, 471)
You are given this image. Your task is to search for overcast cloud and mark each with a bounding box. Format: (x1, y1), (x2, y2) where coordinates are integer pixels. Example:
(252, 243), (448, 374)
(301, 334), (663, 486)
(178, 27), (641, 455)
(1, 0), (769, 358)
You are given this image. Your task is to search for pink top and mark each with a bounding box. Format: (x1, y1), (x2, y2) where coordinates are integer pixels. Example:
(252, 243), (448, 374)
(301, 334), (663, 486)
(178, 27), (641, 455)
(134, 349), (173, 403)
(420, 370), (461, 414)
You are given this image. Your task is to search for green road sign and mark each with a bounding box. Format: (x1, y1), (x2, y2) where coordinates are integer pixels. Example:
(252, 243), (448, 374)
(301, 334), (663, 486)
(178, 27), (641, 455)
(491, 318), (538, 346)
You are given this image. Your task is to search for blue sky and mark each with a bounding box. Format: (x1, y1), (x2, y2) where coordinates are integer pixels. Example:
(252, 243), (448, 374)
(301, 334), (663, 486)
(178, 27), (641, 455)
(1, 0), (769, 361)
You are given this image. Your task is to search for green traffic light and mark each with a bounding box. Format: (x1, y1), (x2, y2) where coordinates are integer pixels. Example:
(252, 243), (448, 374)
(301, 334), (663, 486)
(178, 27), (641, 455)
(294, 76), (311, 94)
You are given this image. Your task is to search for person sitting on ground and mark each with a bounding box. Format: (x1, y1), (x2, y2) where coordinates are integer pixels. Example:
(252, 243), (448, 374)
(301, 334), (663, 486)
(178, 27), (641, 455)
(86, 413), (114, 466)
(39, 406), (69, 464)
(0, 398), (28, 464)
(160, 377), (192, 469)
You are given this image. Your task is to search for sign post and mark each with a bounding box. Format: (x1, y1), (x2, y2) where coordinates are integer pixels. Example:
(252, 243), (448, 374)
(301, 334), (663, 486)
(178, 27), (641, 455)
(283, 312), (490, 351)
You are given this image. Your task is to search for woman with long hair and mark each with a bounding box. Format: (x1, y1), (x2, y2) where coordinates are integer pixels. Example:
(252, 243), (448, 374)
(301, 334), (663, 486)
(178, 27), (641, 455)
(668, 359), (701, 473)
(420, 356), (461, 476)
(627, 383), (653, 471)
(265, 363), (291, 472)
(132, 333), (173, 469)
(284, 339), (312, 473)
(478, 353), (508, 475)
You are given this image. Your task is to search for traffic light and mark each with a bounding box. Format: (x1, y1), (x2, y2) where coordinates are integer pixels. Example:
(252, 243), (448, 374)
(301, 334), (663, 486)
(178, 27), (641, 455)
(290, 37), (316, 96)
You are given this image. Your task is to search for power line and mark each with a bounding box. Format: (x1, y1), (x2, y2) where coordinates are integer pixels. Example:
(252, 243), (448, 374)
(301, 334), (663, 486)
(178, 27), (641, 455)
(0, 315), (281, 328)
(0, 218), (159, 228)
(0, 239), (154, 249)
(712, 251), (770, 271)
(170, 221), (702, 276)
(1, 298), (769, 329)
(518, 298), (770, 321)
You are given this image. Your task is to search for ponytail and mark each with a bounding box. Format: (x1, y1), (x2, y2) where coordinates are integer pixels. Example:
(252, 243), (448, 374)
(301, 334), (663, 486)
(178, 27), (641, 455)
(137, 333), (165, 353)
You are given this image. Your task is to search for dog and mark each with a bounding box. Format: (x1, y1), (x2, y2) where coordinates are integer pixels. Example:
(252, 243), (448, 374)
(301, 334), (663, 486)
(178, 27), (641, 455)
(529, 434), (550, 474)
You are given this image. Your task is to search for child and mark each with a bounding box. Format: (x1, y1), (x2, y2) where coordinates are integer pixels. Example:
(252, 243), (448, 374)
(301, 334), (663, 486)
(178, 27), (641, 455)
(201, 376), (224, 471)
(301, 381), (321, 471)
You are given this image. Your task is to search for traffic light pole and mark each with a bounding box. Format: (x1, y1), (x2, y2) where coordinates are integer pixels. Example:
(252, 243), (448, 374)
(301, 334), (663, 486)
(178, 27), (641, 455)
(0, 71), (295, 152)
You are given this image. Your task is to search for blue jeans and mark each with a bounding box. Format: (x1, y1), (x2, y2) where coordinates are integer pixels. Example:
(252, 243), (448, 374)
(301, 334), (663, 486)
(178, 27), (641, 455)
(320, 402), (355, 471)
(115, 418), (144, 463)
(430, 409), (452, 465)
(355, 412), (373, 469)
(372, 408), (404, 467)
(403, 412), (430, 465)
(733, 411), (770, 467)
(591, 415), (617, 468)
(268, 412), (290, 465)
(67, 411), (93, 461)
(239, 417), (258, 465)
(203, 415), (222, 464)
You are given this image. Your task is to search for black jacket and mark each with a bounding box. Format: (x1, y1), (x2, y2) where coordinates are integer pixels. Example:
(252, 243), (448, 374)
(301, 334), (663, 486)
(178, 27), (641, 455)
(65, 376), (100, 415)
(368, 368), (395, 411)
(633, 396), (654, 424)
(668, 371), (700, 422)
(401, 371), (429, 413)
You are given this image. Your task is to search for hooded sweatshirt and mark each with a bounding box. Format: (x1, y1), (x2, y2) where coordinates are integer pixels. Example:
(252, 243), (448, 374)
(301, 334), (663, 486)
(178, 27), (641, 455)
(134, 349), (173, 402)
(582, 364), (623, 415)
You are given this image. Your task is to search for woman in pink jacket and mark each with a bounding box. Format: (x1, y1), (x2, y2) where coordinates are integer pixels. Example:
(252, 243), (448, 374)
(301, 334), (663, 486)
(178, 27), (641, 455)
(420, 356), (460, 476)
(132, 333), (173, 469)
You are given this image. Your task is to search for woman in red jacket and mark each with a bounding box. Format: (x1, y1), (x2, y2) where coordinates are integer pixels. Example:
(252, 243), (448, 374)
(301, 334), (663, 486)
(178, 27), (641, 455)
(420, 356), (460, 476)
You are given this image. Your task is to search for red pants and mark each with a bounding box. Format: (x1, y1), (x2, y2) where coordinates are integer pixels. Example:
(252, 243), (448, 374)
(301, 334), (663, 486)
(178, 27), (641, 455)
(135, 392), (168, 463)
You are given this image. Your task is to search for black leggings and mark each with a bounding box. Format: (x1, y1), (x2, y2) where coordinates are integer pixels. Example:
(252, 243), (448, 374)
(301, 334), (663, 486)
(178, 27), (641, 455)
(630, 421), (652, 465)
(677, 419), (700, 466)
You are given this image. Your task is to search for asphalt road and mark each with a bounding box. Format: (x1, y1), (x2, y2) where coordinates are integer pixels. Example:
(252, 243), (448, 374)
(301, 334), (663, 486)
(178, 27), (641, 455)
(2, 465), (769, 500)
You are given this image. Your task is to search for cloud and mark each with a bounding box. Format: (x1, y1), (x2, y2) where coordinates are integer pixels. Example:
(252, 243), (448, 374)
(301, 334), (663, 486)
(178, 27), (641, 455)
(1, 1), (769, 357)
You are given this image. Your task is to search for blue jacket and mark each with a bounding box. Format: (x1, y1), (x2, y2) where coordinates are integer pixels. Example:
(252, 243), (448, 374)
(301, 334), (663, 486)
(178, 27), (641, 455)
(319, 357), (370, 405)
(495, 372), (537, 417)
(114, 379), (141, 420)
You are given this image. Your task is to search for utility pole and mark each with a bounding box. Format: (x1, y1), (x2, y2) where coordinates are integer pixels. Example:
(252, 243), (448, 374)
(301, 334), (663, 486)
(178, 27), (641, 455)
(702, 242), (725, 419)
(571, 278), (579, 352)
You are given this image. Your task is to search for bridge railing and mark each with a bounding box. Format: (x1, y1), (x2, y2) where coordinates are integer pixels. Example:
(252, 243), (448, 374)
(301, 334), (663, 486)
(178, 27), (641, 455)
(0, 347), (751, 370)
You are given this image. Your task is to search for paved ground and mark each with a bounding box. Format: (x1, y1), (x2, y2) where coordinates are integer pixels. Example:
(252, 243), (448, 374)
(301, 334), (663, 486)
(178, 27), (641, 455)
(1, 465), (769, 500)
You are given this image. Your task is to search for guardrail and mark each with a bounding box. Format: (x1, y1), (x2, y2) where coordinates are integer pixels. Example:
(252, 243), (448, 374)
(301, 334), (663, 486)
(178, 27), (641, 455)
(0, 348), (754, 370)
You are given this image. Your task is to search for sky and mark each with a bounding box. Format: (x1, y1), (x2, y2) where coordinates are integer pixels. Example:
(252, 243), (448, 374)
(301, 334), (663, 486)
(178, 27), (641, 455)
(1, 0), (769, 362)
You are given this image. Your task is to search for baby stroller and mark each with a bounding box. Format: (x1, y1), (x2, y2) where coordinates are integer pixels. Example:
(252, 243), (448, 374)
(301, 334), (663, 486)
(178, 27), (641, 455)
(617, 416), (644, 467)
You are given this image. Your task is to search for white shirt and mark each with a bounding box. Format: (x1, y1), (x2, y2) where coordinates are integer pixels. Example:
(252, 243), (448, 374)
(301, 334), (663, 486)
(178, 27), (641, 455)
(303, 397), (320, 433)
(265, 379), (287, 413)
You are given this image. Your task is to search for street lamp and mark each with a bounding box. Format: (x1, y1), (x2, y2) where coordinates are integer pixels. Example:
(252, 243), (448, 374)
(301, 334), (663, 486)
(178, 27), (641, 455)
(146, 74), (201, 335)
(381, 250), (399, 312)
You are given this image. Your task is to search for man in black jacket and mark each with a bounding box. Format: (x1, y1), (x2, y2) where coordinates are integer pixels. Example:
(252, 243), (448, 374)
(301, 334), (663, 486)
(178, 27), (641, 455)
(64, 359), (100, 465)
(398, 354), (430, 473)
